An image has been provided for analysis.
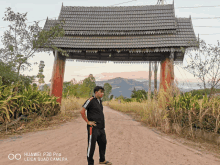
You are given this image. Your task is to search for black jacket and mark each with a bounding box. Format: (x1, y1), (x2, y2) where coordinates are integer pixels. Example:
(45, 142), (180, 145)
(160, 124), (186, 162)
(82, 95), (105, 129)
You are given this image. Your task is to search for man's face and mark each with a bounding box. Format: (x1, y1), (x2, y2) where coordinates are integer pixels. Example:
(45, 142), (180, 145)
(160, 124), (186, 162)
(96, 89), (104, 98)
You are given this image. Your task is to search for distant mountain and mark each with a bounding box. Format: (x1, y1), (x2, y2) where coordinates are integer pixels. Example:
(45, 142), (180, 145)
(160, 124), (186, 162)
(39, 77), (206, 98)
(95, 77), (158, 98)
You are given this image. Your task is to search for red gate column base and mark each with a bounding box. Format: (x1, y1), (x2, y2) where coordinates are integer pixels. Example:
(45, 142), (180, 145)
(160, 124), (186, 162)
(159, 57), (174, 109)
(50, 50), (66, 105)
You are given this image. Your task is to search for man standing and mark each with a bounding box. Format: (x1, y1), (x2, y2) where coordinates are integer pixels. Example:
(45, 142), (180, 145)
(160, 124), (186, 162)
(81, 86), (112, 165)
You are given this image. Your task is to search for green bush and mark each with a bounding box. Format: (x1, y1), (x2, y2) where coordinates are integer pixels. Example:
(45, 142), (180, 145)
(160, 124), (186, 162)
(62, 82), (91, 99)
(174, 92), (200, 111)
(124, 98), (132, 102)
(0, 79), (60, 123)
(131, 89), (148, 102)
(187, 88), (220, 99)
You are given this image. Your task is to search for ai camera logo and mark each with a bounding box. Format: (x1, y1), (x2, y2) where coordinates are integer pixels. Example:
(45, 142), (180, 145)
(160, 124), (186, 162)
(8, 153), (21, 160)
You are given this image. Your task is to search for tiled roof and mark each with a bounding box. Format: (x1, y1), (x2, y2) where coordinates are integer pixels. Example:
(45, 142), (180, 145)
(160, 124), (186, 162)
(44, 19), (177, 35)
(41, 4), (198, 49)
(43, 18), (197, 49)
(43, 4), (177, 35)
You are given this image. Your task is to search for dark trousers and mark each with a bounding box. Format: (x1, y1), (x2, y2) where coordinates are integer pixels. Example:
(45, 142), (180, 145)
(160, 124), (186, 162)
(87, 125), (107, 165)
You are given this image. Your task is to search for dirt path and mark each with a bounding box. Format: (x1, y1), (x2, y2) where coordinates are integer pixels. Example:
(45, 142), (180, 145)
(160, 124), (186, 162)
(0, 106), (220, 165)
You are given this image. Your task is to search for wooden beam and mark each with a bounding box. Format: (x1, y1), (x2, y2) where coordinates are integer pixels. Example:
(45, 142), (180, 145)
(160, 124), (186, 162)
(66, 51), (173, 62)
(142, 53), (146, 61)
(99, 52), (101, 60)
(66, 56), (162, 61)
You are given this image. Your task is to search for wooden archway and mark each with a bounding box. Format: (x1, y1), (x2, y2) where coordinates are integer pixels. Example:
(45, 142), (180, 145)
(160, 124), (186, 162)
(42, 3), (198, 106)
(49, 50), (176, 105)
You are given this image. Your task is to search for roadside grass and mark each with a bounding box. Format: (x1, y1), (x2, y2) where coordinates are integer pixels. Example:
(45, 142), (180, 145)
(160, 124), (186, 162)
(103, 92), (220, 159)
(0, 96), (86, 140)
(102, 85), (220, 157)
(103, 85), (220, 136)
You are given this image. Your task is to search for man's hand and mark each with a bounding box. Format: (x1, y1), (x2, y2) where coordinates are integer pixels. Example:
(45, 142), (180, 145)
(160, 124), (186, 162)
(87, 121), (96, 127)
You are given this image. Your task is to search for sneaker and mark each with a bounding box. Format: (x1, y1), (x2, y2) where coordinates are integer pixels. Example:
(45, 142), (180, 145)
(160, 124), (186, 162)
(99, 160), (112, 164)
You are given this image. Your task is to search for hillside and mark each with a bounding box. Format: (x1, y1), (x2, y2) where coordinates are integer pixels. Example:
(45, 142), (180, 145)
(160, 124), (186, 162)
(95, 77), (157, 98)
(40, 77), (203, 98)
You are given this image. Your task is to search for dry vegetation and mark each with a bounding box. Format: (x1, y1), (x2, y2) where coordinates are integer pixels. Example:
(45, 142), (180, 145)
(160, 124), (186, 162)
(102, 85), (220, 158)
(0, 96), (86, 140)
(104, 86), (220, 137)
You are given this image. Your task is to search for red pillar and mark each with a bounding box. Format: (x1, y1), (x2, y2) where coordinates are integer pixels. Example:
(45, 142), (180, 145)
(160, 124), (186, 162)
(159, 56), (174, 92)
(50, 50), (66, 105)
(159, 53), (174, 108)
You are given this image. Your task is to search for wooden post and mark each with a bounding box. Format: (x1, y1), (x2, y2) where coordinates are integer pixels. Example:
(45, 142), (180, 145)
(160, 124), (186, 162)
(159, 53), (174, 93)
(50, 50), (66, 105)
(159, 52), (174, 109)
(154, 61), (158, 96)
(148, 61), (152, 100)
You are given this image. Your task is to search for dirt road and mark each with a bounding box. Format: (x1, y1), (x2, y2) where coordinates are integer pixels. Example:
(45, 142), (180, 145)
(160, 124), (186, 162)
(0, 106), (220, 165)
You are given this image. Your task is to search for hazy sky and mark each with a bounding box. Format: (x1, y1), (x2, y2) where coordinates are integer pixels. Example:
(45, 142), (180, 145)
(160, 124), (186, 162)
(0, 0), (219, 86)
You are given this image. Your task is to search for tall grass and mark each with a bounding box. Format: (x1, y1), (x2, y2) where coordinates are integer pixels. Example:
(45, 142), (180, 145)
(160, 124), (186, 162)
(103, 83), (220, 140)
(60, 96), (87, 114)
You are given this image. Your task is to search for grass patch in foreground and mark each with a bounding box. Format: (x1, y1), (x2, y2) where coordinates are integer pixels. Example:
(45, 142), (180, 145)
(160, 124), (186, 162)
(0, 96), (86, 140)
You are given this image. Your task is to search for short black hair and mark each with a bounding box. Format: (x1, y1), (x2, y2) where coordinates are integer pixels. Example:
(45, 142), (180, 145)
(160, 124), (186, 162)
(94, 86), (105, 94)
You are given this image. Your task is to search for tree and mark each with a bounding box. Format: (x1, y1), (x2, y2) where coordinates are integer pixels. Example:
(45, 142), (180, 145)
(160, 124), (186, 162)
(131, 87), (137, 98)
(32, 83), (38, 89)
(0, 59), (17, 86)
(78, 84), (91, 98)
(0, 7), (67, 79)
(62, 81), (77, 98)
(116, 95), (124, 100)
(62, 77), (94, 99)
(131, 89), (148, 102)
(36, 60), (45, 88)
(70, 78), (82, 85)
(0, 58), (35, 94)
(103, 83), (112, 101)
(109, 94), (114, 100)
(82, 74), (96, 96)
(183, 39), (220, 99)
(42, 84), (50, 93)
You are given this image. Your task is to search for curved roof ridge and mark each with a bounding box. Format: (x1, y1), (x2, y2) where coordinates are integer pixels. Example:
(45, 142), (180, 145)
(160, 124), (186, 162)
(62, 4), (174, 8)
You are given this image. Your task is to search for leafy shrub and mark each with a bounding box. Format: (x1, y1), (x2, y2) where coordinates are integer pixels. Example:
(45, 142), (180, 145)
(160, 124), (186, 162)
(0, 79), (60, 123)
(131, 89), (148, 102)
(186, 88), (220, 99)
(124, 98), (132, 102)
